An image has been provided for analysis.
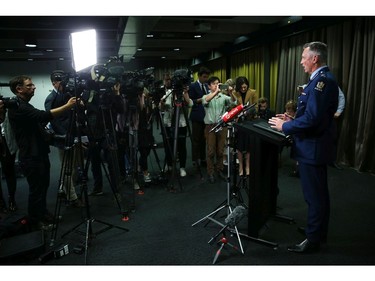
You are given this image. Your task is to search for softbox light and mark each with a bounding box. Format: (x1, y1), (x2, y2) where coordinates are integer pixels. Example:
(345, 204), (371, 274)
(70, 29), (97, 72)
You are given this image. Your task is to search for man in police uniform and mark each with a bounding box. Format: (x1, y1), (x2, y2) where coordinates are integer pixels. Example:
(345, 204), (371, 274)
(269, 42), (339, 253)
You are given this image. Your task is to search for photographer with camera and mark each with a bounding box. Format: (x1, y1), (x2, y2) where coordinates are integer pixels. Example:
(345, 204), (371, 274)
(160, 73), (193, 178)
(44, 70), (83, 207)
(8, 75), (76, 231)
(202, 76), (237, 184)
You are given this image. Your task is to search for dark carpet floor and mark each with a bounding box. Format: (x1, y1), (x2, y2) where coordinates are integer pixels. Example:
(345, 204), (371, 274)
(1, 129), (375, 278)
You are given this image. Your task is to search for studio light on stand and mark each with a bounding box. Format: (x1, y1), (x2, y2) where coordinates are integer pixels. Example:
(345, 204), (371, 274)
(57, 29), (129, 265)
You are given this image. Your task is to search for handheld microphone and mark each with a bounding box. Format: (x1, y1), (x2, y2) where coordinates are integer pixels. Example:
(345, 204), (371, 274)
(224, 205), (247, 227)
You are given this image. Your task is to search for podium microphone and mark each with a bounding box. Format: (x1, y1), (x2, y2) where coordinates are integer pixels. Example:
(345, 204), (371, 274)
(210, 102), (257, 133)
(210, 104), (245, 133)
(238, 102), (257, 118)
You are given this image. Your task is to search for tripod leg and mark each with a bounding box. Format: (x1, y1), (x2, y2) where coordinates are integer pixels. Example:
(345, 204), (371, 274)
(208, 225), (228, 244)
(191, 204), (227, 226)
(212, 242), (225, 265)
(164, 103), (184, 192)
(84, 218), (92, 265)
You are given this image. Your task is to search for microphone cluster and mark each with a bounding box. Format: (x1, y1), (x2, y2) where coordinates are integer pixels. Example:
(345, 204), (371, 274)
(210, 102), (257, 133)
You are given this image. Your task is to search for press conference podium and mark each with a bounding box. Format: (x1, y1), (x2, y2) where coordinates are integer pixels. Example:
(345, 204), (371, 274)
(234, 118), (293, 237)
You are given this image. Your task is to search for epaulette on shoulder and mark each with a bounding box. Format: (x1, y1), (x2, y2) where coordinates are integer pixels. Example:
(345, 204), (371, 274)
(319, 71), (327, 78)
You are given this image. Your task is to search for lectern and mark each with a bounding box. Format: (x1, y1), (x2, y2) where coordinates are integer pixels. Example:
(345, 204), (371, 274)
(234, 118), (292, 237)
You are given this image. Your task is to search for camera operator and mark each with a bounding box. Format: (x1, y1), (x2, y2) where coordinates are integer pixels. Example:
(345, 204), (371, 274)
(44, 70), (83, 207)
(160, 73), (193, 178)
(81, 81), (124, 197)
(8, 75), (76, 231)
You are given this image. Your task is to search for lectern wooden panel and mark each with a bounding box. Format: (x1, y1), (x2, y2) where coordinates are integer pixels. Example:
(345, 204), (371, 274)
(234, 118), (288, 237)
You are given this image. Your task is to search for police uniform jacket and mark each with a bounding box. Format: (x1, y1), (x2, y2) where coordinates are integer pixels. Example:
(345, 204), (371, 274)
(282, 66), (339, 165)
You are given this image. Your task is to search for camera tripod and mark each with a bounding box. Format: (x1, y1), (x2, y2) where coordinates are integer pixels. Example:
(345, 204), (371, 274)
(49, 92), (129, 264)
(192, 122), (278, 257)
(158, 88), (201, 192)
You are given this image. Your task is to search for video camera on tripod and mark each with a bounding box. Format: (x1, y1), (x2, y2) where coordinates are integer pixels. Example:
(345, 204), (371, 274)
(170, 69), (193, 102)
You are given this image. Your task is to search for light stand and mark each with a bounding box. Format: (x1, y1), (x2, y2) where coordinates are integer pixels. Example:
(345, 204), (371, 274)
(55, 30), (129, 264)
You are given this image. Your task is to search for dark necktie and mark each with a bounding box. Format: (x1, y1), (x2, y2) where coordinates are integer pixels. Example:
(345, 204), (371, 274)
(201, 84), (206, 95)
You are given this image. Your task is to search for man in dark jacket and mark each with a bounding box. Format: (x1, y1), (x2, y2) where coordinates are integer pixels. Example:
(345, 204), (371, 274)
(269, 42), (339, 253)
(8, 75), (76, 230)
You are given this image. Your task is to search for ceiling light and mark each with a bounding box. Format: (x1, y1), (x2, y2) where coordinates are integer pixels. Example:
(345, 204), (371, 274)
(25, 39), (37, 48)
(27, 58), (34, 61)
(146, 34), (154, 38)
(6, 49), (14, 52)
(161, 56), (166, 59)
(194, 35), (202, 38)
(59, 58), (64, 61)
(46, 49), (54, 52)
(173, 48), (180, 51)
(137, 48), (143, 51)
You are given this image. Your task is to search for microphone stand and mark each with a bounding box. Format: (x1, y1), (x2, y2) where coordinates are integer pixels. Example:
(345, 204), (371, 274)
(192, 123), (245, 254)
(192, 103), (278, 260)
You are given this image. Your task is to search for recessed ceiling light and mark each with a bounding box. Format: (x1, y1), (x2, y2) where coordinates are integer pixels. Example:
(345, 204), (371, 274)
(27, 58), (34, 61)
(59, 58), (64, 61)
(25, 39), (37, 48)
(173, 48), (180, 51)
(161, 56), (166, 59)
(6, 49), (14, 52)
(137, 48), (143, 51)
(46, 49), (54, 52)
(194, 35), (202, 38)
(146, 34), (154, 38)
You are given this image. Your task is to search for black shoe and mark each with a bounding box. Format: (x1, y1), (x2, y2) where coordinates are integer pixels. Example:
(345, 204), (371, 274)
(287, 239), (320, 253)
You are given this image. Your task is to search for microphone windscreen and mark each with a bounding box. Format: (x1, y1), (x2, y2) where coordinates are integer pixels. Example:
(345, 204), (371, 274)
(224, 206), (247, 227)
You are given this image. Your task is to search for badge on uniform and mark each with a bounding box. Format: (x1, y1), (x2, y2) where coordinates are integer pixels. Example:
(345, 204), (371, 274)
(314, 81), (325, 92)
